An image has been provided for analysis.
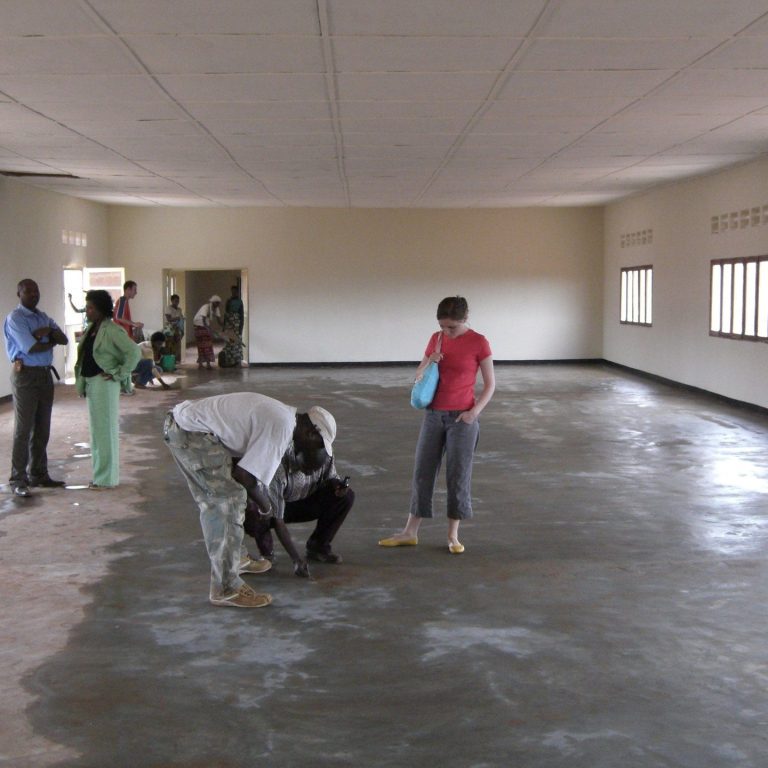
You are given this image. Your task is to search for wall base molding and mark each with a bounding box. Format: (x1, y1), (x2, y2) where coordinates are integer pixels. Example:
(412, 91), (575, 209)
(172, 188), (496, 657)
(602, 359), (767, 416)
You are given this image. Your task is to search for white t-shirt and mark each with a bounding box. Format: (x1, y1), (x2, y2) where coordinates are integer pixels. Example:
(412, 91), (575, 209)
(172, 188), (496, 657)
(172, 393), (297, 484)
(193, 302), (220, 327)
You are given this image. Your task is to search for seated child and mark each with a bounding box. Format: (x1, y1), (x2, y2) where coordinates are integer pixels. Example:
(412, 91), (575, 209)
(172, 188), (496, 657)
(133, 331), (172, 390)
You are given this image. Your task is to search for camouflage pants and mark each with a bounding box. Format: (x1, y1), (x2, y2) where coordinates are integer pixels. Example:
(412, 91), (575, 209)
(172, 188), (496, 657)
(163, 412), (247, 596)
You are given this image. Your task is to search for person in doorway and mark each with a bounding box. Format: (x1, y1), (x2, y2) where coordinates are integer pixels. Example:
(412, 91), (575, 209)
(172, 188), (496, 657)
(68, 292), (86, 315)
(67, 293), (88, 334)
(379, 296), (495, 554)
(163, 392), (336, 608)
(4, 279), (69, 497)
(192, 295), (221, 369)
(224, 285), (244, 337)
(164, 294), (185, 361)
(74, 290), (141, 489)
(114, 280), (144, 341)
(218, 310), (245, 368)
(243, 415), (352, 569)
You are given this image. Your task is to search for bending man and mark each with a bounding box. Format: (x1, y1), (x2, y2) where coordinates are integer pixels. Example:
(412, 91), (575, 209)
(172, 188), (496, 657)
(163, 392), (335, 608)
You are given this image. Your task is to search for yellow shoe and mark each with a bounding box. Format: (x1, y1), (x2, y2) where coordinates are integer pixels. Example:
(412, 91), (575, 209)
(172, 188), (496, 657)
(378, 536), (418, 547)
(448, 541), (465, 554)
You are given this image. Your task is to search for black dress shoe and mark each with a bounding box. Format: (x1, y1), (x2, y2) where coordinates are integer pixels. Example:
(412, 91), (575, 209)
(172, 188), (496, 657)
(29, 477), (66, 488)
(13, 485), (32, 497)
(306, 549), (342, 564)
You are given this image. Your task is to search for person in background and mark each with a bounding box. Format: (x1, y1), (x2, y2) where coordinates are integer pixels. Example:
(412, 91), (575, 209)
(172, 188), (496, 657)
(134, 331), (172, 390)
(164, 293), (185, 362)
(192, 294), (221, 369)
(114, 280), (144, 342)
(379, 296), (495, 555)
(68, 292), (86, 315)
(74, 290), (141, 489)
(224, 285), (244, 337)
(4, 279), (69, 497)
(163, 392), (335, 608)
(218, 311), (245, 368)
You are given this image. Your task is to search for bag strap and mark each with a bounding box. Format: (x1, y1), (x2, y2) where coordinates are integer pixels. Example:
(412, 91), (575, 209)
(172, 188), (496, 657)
(435, 332), (443, 354)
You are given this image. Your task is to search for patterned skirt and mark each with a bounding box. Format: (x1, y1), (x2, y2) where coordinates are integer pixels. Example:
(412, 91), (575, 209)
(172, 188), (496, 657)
(194, 325), (215, 363)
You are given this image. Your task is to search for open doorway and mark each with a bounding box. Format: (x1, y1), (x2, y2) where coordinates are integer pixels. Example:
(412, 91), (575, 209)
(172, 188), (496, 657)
(163, 268), (248, 366)
(62, 266), (125, 380)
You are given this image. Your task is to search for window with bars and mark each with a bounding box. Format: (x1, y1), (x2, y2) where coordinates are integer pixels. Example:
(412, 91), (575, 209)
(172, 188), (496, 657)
(710, 256), (768, 342)
(620, 265), (653, 326)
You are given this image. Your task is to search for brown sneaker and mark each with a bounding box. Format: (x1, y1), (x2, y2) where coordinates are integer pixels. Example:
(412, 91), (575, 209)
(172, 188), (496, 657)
(209, 583), (272, 608)
(238, 555), (272, 575)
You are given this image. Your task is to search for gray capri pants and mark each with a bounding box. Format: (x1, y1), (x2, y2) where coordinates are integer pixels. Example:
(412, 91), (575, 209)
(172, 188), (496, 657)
(409, 409), (480, 520)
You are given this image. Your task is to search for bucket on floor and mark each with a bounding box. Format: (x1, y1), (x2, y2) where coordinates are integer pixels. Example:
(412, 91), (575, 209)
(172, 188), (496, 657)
(160, 354), (176, 372)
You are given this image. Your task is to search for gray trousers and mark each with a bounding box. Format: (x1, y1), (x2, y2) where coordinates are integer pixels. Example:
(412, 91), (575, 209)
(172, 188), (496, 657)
(163, 413), (247, 596)
(409, 409), (480, 521)
(10, 366), (54, 487)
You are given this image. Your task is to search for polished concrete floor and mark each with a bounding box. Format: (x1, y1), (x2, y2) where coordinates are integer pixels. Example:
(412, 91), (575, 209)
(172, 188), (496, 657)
(1, 362), (768, 767)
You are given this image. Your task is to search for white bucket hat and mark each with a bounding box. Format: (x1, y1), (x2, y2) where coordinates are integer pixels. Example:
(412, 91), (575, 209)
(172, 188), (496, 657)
(307, 406), (336, 456)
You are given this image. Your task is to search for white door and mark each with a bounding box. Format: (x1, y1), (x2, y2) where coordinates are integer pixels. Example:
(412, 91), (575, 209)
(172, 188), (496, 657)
(62, 267), (125, 379)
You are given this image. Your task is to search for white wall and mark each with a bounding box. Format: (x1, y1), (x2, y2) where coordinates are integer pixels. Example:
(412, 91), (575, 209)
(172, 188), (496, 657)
(107, 206), (605, 364)
(0, 178), (109, 398)
(604, 157), (768, 409)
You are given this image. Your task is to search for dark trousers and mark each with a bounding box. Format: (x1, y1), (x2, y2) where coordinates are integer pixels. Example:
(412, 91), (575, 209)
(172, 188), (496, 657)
(134, 358), (155, 385)
(245, 485), (354, 558)
(10, 366), (54, 486)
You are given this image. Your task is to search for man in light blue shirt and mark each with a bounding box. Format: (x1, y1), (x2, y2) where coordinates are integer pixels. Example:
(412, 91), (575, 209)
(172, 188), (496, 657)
(4, 279), (68, 497)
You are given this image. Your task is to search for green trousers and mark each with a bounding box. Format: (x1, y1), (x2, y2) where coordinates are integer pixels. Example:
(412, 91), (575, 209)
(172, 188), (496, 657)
(84, 374), (121, 487)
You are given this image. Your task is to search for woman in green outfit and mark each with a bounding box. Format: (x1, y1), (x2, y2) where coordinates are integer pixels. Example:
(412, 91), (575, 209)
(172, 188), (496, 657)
(75, 290), (141, 488)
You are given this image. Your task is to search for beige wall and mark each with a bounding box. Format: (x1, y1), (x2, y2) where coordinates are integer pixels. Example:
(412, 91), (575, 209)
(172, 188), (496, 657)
(604, 157), (768, 409)
(107, 206), (605, 364)
(0, 178), (109, 398)
(3, 161), (767, 408)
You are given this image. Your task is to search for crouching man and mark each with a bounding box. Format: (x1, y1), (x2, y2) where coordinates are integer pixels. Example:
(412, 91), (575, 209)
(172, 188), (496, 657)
(163, 392), (334, 608)
(242, 430), (354, 573)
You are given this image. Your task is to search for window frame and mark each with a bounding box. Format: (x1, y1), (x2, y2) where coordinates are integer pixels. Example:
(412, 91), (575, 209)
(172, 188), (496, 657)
(710, 255), (768, 343)
(620, 264), (653, 327)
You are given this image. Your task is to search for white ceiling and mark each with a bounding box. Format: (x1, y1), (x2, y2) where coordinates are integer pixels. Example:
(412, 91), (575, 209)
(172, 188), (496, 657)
(1, 0), (768, 208)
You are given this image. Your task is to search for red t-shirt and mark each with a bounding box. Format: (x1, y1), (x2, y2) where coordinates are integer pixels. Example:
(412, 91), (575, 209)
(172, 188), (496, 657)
(424, 329), (492, 411)
(114, 296), (132, 336)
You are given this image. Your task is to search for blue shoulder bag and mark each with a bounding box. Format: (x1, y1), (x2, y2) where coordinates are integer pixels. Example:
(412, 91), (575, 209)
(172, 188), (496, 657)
(410, 333), (443, 409)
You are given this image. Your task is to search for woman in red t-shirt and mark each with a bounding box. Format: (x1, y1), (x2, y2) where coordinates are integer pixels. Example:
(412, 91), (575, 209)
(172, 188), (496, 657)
(379, 296), (495, 554)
